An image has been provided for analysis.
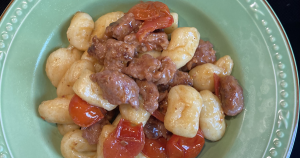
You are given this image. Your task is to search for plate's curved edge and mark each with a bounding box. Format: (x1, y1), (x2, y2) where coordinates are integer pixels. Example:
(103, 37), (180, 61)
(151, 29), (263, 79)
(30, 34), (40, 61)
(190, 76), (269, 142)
(261, 0), (299, 157)
(0, 0), (40, 157)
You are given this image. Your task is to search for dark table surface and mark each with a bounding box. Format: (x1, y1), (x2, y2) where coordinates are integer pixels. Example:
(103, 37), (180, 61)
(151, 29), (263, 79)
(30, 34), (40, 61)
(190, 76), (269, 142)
(0, 0), (299, 157)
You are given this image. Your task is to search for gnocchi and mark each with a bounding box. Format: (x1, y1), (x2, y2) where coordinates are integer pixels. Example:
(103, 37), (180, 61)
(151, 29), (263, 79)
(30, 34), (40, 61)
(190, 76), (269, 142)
(46, 46), (83, 87)
(119, 97), (151, 126)
(38, 95), (74, 124)
(189, 63), (223, 92)
(57, 124), (80, 135)
(72, 69), (118, 111)
(199, 90), (226, 141)
(61, 129), (97, 158)
(214, 55), (234, 76)
(67, 12), (94, 51)
(164, 85), (203, 138)
(57, 59), (95, 97)
(162, 27), (200, 69)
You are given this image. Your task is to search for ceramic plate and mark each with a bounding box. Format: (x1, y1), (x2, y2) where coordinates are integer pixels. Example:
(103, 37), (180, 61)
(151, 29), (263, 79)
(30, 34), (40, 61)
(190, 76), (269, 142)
(0, 0), (298, 157)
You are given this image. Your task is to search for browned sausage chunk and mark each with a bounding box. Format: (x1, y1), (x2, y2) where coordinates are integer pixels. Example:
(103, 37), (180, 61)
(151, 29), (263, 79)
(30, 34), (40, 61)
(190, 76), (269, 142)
(124, 32), (169, 53)
(104, 39), (136, 71)
(88, 37), (107, 65)
(122, 54), (162, 82)
(220, 75), (244, 116)
(144, 116), (171, 140)
(82, 119), (110, 145)
(90, 70), (140, 108)
(136, 80), (159, 114)
(181, 39), (216, 71)
(169, 70), (193, 87)
(105, 13), (142, 41)
(155, 56), (177, 85)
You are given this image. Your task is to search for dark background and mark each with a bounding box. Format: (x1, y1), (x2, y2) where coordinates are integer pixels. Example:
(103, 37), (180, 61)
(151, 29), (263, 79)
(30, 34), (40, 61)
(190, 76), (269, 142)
(0, 0), (299, 157)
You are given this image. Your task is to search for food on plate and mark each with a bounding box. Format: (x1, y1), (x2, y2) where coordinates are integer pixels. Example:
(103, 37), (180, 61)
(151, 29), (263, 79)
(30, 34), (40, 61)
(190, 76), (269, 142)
(38, 1), (244, 158)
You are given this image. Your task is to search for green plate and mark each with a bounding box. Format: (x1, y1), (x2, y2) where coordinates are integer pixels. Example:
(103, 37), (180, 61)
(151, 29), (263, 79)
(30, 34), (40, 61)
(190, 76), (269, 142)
(0, 0), (298, 157)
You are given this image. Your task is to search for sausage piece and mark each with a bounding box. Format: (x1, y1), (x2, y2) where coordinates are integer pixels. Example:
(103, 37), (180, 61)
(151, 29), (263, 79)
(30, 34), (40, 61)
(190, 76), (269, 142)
(155, 56), (177, 85)
(169, 70), (193, 87)
(181, 39), (216, 71)
(122, 54), (162, 82)
(124, 32), (169, 53)
(144, 116), (171, 140)
(82, 119), (110, 145)
(105, 13), (142, 41)
(136, 80), (159, 114)
(104, 39), (136, 71)
(219, 75), (244, 116)
(90, 70), (140, 108)
(87, 37), (107, 65)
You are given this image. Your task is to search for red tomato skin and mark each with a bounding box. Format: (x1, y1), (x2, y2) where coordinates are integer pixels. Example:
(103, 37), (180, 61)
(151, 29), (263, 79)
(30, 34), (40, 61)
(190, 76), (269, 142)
(142, 137), (168, 158)
(69, 95), (104, 127)
(103, 119), (145, 158)
(136, 15), (173, 42)
(128, 1), (170, 20)
(166, 130), (205, 158)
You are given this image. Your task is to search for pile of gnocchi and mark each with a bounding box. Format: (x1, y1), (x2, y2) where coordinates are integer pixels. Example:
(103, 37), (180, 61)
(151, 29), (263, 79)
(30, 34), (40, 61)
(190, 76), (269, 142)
(38, 1), (244, 158)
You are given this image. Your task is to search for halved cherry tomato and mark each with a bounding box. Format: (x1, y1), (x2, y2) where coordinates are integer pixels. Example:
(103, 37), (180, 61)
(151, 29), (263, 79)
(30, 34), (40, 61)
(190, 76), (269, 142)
(152, 109), (165, 122)
(213, 73), (220, 98)
(103, 119), (145, 158)
(69, 94), (105, 127)
(128, 1), (170, 20)
(166, 129), (205, 158)
(128, 1), (174, 42)
(142, 137), (168, 158)
(136, 15), (173, 42)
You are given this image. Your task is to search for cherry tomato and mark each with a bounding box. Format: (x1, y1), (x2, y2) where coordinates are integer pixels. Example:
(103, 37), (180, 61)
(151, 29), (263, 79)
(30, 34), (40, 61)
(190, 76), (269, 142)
(128, 1), (173, 42)
(152, 109), (165, 122)
(142, 137), (168, 158)
(128, 1), (170, 20)
(213, 73), (220, 98)
(103, 119), (145, 158)
(136, 15), (173, 42)
(166, 129), (205, 158)
(69, 94), (105, 127)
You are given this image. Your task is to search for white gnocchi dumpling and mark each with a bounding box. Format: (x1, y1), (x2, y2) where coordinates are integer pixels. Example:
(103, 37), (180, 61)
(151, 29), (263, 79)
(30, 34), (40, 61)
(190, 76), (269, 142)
(164, 12), (178, 34)
(61, 129), (97, 158)
(119, 97), (151, 126)
(57, 124), (80, 135)
(91, 11), (124, 40)
(162, 27), (200, 69)
(214, 55), (234, 76)
(199, 90), (226, 141)
(138, 50), (161, 58)
(57, 59), (95, 97)
(67, 12), (94, 51)
(46, 47), (83, 87)
(72, 69), (118, 111)
(164, 85), (203, 138)
(38, 95), (74, 124)
(189, 63), (223, 92)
